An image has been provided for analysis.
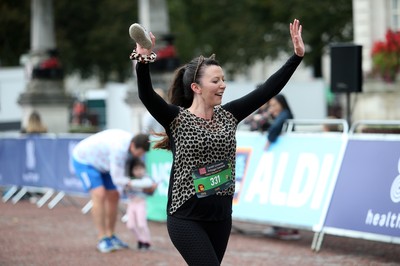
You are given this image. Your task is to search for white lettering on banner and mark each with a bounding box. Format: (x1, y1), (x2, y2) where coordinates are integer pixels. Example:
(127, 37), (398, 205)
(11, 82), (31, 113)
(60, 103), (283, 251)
(235, 180), (242, 194)
(392, 175), (400, 203)
(363, 159), (400, 231)
(68, 141), (78, 174)
(244, 152), (335, 209)
(390, 158), (400, 203)
(244, 153), (274, 204)
(26, 140), (36, 170)
(310, 154), (334, 209)
(22, 172), (39, 182)
(286, 153), (318, 207)
(365, 209), (400, 229)
(151, 162), (172, 195)
(270, 153), (289, 205)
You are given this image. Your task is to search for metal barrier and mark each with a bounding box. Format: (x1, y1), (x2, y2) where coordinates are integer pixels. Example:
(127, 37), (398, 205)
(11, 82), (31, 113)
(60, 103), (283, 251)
(2, 120), (400, 251)
(349, 120), (400, 134)
(285, 119), (349, 133)
(0, 133), (90, 209)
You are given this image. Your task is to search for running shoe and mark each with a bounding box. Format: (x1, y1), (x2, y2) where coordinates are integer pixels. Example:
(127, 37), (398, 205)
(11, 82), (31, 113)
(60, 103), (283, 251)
(97, 237), (116, 253)
(262, 227), (301, 240)
(276, 229), (301, 240)
(138, 241), (151, 250)
(110, 234), (129, 249)
(129, 23), (152, 50)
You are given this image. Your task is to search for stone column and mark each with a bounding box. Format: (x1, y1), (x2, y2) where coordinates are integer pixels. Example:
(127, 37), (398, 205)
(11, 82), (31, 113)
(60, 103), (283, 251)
(18, 0), (73, 133)
(126, 0), (178, 134)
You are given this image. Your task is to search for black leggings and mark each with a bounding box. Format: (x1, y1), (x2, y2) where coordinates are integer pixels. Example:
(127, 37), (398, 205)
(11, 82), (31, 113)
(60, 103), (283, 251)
(167, 215), (232, 266)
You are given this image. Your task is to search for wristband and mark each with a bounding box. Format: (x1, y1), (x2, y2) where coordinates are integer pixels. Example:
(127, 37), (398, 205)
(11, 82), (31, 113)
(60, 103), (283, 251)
(129, 49), (157, 64)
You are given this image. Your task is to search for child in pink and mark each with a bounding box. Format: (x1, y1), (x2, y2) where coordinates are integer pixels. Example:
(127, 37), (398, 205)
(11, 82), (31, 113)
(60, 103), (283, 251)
(125, 159), (157, 250)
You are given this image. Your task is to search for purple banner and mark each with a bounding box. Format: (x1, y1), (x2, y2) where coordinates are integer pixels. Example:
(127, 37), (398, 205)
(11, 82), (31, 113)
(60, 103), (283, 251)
(0, 136), (86, 195)
(0, 138), (24, 186)
(324, 139), (400, 237)
(21, 136), (57, 188)
(54, 137), (86, 194)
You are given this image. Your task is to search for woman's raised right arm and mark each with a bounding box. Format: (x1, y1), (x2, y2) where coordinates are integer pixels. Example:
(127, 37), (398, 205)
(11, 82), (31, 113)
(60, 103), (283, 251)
(136, 63), (179, 129)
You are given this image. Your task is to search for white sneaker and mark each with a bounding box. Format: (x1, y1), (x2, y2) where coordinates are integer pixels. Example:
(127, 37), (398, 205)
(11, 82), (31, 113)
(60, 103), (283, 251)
(129, 23), (152, 50)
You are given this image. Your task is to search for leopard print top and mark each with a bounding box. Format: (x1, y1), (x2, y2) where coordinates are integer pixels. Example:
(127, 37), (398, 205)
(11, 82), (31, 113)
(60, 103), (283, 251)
(168, 106), (237, 214)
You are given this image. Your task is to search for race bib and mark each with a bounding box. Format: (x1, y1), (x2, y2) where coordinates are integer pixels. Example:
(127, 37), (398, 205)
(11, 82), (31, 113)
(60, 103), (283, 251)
(192, 160), (233, 198)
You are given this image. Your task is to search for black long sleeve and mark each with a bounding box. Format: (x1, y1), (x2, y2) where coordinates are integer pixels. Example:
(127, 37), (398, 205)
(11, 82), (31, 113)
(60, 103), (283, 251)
(136, 63), (179, 130)
(136, 54), (302, 128)
(223, 54), (302, 123)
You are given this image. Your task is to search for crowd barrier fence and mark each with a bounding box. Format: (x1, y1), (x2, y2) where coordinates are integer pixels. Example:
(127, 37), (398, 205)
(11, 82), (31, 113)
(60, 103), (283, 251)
(314, 120), (400, 251)
(1, 119), (400, 251)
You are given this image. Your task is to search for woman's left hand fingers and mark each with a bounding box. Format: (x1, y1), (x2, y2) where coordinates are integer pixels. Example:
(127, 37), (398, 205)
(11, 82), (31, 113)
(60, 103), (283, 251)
(290, 19), (305, 57)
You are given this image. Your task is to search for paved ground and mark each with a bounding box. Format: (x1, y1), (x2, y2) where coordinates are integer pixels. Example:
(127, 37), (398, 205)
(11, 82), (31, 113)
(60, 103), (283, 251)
(1, 196), (399, 266)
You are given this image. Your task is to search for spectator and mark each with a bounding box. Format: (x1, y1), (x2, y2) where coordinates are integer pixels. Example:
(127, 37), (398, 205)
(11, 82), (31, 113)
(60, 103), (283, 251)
(263, 94), (301, 240)
(243, 101), (271, 132)
(322, 116), (341, 132)
(72, 130), (150, 253)
(124, 158), (157, 250)
(20, 110), (48, 202)
(31, 49), (63, 80)
(264, 94), (293, 150)
(21, 111), (48, 134)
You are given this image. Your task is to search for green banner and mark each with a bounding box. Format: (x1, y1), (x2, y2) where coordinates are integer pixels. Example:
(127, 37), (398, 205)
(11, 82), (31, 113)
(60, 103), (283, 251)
(145, 146), (172, 221)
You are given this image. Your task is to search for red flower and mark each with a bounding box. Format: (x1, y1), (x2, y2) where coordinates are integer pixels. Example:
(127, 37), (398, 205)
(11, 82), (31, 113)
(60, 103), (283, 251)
(371, 29), (400, 82)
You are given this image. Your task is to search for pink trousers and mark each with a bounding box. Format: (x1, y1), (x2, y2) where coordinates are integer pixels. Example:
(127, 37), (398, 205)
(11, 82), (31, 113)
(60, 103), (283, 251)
(126, 197), (151, 243)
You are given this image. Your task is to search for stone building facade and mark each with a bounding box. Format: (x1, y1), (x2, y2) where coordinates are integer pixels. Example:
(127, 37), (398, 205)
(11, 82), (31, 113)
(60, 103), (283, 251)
(351, 0), (400, 122)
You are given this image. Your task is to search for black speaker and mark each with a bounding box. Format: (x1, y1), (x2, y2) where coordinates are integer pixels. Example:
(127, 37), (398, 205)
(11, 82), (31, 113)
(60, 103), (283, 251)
(330, 44), (362, 93)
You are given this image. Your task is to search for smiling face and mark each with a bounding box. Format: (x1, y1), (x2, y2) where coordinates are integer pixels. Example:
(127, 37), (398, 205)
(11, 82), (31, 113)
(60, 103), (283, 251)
(193, 65), (226, 107)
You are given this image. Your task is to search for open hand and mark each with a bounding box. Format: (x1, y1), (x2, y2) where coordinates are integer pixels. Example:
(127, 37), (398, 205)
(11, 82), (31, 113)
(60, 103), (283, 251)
(290, 19), (305, 57)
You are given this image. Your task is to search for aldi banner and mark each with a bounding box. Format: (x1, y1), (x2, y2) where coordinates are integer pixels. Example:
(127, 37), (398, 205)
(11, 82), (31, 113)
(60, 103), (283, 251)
(323, 137), (400, 239)
(232, 132), (346, 231)
(144, 132), (347, 226)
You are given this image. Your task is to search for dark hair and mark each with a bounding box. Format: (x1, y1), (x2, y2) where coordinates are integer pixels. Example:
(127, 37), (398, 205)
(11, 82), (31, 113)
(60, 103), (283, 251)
(131, 133), (150, 151)
(167, 55), (220, 108)
(273, 94), (293, 118)
(154, 55), (220, 150)
(125, 157), (145, 177)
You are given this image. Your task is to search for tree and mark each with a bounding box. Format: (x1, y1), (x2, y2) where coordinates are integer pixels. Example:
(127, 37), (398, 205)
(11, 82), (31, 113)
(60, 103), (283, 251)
(0, 0), (352, 80)
(53, 0), (138, 83)
(0, 1), (30, 66)
(284, 0), (354, 77)
(168, 0), (353, 78)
